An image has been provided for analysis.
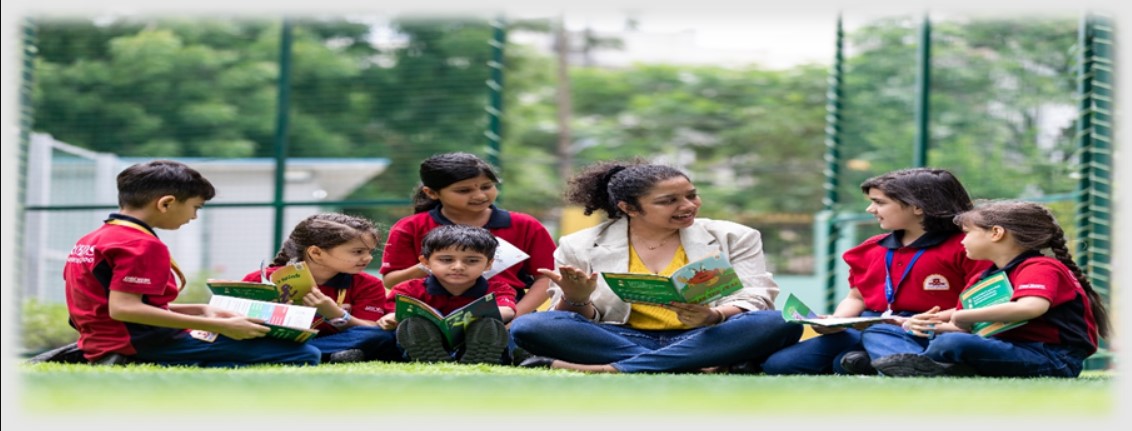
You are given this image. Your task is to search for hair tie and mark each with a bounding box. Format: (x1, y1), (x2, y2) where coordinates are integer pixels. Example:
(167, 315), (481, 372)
(602, 165), (628, 185)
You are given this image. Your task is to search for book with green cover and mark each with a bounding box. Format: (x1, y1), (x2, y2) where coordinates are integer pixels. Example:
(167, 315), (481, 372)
(206, 260), (316, 304)
(960, 271), (1027, 337)
(780, 293), (891, 327)
(600, 254), (743, 305)
(196, 295), (319, 343)
(394, 293), (502, 349)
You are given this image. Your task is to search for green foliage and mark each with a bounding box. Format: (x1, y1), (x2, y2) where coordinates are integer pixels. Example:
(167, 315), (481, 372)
(20, 298), (78, 354)
(838, 15), (1079, 205)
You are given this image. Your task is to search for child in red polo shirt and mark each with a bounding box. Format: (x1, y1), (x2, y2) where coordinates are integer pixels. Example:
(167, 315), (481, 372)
(379, 152), (556, 317)
(378, 224), (517, 364)
(61, 160), (319, 366)
(870, 200), (1110, 377)
(762, 168), (991, 375)
(241, 213), (400, 363)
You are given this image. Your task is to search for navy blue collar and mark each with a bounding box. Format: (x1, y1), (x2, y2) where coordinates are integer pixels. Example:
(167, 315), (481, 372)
(978, 250), (1044, 280)
(106, 213), (158, 237)
(878, 230), (950, 250)
(425, 274), (490, 299)
(324, 272), (353, 290)
(428, 205), (512, 229)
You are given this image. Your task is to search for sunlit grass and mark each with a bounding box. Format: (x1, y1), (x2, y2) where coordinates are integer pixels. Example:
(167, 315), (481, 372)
(19, 362), (1114, 421)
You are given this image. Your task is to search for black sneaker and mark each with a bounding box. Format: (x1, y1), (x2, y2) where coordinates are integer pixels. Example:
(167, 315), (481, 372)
(397, 317), (453, 363)
(27, 342), (86, 364)
(460, 318), (507, 365)
(326, 348), (366, 364)
(839, 350), (878, 375)
(91, 353), (133, 366)
(872, 353), (976, 377)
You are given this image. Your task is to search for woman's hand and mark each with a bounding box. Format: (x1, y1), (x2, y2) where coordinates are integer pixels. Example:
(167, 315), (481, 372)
(538, 266), (597, 305)
(664, 303), (724, 328)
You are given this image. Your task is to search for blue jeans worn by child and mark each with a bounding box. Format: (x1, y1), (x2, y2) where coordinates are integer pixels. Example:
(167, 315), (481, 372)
(762, 310), (916, 375)
(310, 326), (401, 361)
(510, 309), (801, 373)
(881, 332), (1086, 377)
(132, 332), (321, 367)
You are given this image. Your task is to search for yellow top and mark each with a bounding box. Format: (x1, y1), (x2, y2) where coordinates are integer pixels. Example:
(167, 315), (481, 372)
(625, 245), (690, 330)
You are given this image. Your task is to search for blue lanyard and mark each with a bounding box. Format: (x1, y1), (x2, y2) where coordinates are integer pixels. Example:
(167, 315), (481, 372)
(884, 248), (925, 312)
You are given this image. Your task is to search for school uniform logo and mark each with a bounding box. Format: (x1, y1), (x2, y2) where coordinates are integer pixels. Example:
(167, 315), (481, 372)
(923, 274), (950, 290)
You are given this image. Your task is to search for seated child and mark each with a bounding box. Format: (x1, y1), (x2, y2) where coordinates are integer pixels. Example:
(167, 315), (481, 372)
(64, 160), (320, 366)
(243, 213), (401, 363)
(378, 224), (517, 364)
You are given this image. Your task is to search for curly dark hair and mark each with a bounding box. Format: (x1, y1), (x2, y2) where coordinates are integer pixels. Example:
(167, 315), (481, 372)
(565, 159), (688, 220)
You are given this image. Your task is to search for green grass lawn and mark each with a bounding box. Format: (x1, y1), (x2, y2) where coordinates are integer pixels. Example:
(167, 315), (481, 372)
(18, 361), (1115, 423)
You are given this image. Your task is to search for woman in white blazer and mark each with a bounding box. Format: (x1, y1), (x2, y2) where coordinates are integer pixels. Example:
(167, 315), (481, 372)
(510, 161), (802, 373)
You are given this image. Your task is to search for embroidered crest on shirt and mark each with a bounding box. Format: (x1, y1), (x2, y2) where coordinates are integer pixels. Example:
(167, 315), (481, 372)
(923, 274), (949, 290)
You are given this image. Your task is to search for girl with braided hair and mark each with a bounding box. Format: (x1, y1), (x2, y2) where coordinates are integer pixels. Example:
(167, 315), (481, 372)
(869, 200), (1111, 377)
(241, 213), (401, 363)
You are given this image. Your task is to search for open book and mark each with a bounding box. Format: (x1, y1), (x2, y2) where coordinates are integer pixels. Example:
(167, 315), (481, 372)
(960, 271), (1026, 337)
(206, 260), (316, 304)
(394, 293), (502, 349)
(600, 254), (743, 305)
(192, 295), (319, 343)
(781, 293), (894, 328)
(483, 237), (530, 279)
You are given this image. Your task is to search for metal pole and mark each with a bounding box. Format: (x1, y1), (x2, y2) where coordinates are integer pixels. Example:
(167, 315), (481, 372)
(821, 14), (845, 311)
(485, 17), (505, 170)
(913, 14), (931, 167)
(272, 19), (293, 255)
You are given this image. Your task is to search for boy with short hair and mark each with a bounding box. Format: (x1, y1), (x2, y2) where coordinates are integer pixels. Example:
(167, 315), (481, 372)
(377, 224), (517, 364)
(63, 160), (320, 366)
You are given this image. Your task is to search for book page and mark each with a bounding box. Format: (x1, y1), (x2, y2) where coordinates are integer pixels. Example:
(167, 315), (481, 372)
(601, 273), (685, 304)
(483, 237), (530, 279)
(268, 261), (317, 303)
(670, 254), (742, 304)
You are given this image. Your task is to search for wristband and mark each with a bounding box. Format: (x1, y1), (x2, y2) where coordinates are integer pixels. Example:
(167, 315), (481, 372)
(416, 263), (432, 275)
(328, 310), (351, 328)
(562, 297), (592, 307)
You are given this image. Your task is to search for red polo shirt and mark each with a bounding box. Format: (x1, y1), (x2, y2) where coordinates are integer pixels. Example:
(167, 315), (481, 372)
(843, 230), (991, 314)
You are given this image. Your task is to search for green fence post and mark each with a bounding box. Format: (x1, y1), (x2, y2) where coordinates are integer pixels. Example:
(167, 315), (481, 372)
(1075, 13), (1114, 370)
(271, 19), (294, 255)
(820, 14), (846, 312)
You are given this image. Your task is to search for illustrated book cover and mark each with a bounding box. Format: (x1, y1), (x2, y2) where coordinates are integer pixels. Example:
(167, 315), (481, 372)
(394, 293), (502, 349)
(600, 254), (742, 305)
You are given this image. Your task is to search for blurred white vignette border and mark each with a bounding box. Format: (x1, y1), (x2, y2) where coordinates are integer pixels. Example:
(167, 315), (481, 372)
(2, 0), (1127, 430)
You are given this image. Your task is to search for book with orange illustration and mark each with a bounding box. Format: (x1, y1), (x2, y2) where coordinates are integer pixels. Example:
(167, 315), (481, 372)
(600, 254), (742, 305)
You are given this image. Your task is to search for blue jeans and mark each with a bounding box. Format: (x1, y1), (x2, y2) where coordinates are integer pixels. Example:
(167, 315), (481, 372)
(761, 328), (862, 374)
(310, 326), (402, 361)
(860, 322), (933, 359)
(132, 332), (321, 367)
(510, 309), (802, 373)
(762, 310), (916, 375)
(902, 332), (1085, 377)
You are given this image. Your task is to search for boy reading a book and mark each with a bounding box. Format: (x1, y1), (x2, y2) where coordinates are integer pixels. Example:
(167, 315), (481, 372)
(61, 160), (320, 366)
(377, 225), (517, 364)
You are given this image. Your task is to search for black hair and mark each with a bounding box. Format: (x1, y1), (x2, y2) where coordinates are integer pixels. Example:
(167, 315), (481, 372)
(412, 152), (501, 213)
(271, 213), (380, 266)
(564, 159), (689, 220)
(117, 160), (216, 209)
(954, 200), (1110, 338)
(860, 167), (973, 234)
(420, 224), (498, 259)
